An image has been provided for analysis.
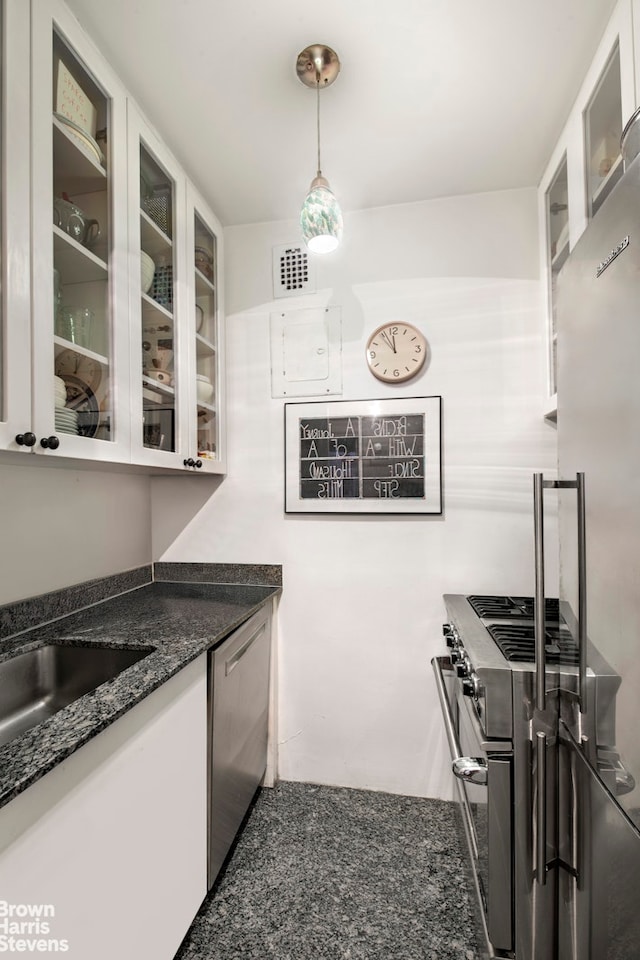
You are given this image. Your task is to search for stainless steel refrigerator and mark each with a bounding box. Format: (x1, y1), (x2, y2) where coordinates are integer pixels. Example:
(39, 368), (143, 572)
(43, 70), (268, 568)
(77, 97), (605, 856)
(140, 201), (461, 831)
(540, 146), (640, 959)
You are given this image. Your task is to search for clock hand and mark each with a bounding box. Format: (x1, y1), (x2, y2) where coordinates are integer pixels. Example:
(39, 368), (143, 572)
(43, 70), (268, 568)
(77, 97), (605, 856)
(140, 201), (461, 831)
(391, 334), (396, 354)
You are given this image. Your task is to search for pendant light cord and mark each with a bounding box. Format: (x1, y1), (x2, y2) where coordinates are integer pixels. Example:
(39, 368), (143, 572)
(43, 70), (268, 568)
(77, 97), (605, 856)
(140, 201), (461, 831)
(316, 77), (322, 177)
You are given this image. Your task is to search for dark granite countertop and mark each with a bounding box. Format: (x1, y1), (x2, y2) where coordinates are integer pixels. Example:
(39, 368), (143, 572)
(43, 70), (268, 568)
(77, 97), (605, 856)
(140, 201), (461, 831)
(0, 578), (280, 810)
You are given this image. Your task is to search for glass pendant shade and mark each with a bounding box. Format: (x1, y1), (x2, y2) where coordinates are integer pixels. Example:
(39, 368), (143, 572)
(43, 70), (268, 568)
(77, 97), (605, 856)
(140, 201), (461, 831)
(300, 175), (343, 253)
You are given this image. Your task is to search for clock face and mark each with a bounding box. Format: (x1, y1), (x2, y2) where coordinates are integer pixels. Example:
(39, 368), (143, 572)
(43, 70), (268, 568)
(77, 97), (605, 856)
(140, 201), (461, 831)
(366, 323), (427, 383)
(55, 348), (103, 392)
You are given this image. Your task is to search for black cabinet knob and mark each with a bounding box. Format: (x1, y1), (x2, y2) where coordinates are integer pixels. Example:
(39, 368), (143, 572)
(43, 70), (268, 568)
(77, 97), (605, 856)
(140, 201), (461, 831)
(183, 458), (196, 468)
(195, 459), (202, 469)
(15, 432), (36, 447)
(40, 435), (60, 450)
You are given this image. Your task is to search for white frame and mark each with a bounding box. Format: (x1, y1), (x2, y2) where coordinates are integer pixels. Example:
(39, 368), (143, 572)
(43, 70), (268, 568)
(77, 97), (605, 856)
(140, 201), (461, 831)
(284, 396), (442, 515)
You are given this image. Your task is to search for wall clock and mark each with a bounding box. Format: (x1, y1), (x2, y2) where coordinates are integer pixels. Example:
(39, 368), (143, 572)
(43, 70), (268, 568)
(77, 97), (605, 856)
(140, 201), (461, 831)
(365, 322), (427, 383)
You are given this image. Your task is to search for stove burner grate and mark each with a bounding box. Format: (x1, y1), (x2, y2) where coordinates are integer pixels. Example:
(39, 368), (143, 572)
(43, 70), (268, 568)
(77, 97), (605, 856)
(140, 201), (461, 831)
(467, 594), (560, 622)
(487, 623), (579, 665)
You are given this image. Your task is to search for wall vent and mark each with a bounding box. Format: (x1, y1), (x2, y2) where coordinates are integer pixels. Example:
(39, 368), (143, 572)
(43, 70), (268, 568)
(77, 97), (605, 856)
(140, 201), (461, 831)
(272, 243), (316, 298)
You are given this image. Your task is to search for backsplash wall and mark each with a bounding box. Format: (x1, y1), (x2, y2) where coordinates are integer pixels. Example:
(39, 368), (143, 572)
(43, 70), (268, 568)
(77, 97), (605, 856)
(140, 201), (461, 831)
(0, 463), (152, 605)
(151, 187), (558, 799)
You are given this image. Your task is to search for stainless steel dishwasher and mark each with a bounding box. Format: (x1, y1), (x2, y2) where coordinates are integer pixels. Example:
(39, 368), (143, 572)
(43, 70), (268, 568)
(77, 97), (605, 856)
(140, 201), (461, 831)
(207, 604), (272, 888)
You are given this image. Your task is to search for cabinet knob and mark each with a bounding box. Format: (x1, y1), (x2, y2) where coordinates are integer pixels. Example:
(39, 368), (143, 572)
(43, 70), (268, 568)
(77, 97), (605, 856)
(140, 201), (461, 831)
(40, 435), (60, 450)
(183, 458), (196, 468)
(195, 459), (203, 469)
(15, 432), (36, 447)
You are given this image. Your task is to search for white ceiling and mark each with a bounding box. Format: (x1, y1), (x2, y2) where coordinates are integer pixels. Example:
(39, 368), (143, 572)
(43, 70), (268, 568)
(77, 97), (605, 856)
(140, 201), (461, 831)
(64, 0), (619, 227)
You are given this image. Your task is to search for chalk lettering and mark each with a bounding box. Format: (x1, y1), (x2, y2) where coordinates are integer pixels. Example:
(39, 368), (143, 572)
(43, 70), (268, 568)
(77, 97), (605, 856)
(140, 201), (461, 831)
(330, 439), (348, 457)
(300, 423), (332, 439)
(373, 479), (400, 498)
(388, 436), (417, 457)
(372, 417), (407, 437)
(387, 459), (422, 479)
(308, 461), (354, 480)
(317, 479), (344, 499)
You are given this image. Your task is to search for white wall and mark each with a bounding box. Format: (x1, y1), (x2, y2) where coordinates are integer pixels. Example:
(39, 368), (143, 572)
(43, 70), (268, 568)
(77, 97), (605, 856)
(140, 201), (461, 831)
(0, 462), (152, 604)
(151, 188), (558, 799)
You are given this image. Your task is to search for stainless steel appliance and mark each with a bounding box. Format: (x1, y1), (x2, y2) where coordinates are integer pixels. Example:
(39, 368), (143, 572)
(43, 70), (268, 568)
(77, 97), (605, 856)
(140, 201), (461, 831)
(434, 595), (624, 959)
(435, 143), (640, 959)
(207, 605), (272, 888)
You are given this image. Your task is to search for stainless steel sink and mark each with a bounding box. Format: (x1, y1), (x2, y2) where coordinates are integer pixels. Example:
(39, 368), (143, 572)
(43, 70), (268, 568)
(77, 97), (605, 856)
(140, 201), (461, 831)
(0, 644), (154, 748)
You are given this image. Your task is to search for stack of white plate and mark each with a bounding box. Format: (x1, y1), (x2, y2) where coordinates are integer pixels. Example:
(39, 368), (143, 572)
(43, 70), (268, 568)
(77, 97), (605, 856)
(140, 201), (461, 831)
(54, 376), (67, 409)
(55, 407), (79, 435)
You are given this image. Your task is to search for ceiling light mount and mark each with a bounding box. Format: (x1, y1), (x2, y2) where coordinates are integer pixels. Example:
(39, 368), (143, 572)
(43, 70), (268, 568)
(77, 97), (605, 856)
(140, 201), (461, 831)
(297, 44), (343, 254)
(296, 44), (340, 89)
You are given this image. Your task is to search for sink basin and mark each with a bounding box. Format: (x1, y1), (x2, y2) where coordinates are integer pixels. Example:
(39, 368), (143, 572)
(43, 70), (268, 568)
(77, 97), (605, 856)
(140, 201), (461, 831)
(0, 643), (154, 748)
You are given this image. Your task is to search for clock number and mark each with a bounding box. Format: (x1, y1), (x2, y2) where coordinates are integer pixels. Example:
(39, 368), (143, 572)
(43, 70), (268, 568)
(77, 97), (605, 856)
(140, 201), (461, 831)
(390, 326), (398, 335)
(415, 344), (422, 353)
(393, 369), (400, 378)
(369, 350), (376, 359)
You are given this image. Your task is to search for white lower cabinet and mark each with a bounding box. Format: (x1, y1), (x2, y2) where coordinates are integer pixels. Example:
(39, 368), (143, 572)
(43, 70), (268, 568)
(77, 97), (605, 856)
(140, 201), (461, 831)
(0, 655), (207, 960)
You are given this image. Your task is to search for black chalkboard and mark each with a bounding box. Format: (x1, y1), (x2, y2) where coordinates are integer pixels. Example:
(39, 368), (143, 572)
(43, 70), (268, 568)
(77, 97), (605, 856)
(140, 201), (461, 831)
(298, 413), (426, 501)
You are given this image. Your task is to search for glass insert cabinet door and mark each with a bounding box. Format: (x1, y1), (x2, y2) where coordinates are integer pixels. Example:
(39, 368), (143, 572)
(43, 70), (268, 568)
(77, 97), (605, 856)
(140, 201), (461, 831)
(191, 208), (219, 464)
(584, 42), (623, 221)
(127, 103), (189, 467)
(545, 154), (569, 400)
(139, 142), (179, 456)
(185, 178), (225, 472)
(31, 0), (130, 461)
(0, 0), (32, 451)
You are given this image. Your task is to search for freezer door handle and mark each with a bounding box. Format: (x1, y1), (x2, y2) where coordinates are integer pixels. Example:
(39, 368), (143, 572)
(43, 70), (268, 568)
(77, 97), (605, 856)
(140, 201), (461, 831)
(534, 472), (587, 712)
(535, 731), (548, 885)
(533, 474), (547, 711)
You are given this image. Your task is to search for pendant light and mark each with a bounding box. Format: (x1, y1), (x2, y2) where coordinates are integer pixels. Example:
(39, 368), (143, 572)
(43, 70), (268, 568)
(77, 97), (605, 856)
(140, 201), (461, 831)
(296, 44), (343, 253)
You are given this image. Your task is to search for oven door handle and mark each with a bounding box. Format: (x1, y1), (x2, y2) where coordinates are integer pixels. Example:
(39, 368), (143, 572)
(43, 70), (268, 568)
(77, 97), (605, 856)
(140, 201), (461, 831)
(432, 656), (488, 787)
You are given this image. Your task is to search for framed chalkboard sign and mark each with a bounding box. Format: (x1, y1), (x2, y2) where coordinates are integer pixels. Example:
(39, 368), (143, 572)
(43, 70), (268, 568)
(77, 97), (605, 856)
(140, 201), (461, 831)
(284, 396), (442, 514)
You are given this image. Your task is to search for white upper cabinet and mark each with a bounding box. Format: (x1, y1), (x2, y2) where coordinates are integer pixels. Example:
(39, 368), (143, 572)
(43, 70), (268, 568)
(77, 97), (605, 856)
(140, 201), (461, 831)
(127, 105), (226, 474)
(127, 104), (188, 470)
(0, 0), (226, 473)
(538, 0), (636, 417)
(185, 181), (226, 473)
(0, 1), (36, 452)
(31, 0), (131, 462)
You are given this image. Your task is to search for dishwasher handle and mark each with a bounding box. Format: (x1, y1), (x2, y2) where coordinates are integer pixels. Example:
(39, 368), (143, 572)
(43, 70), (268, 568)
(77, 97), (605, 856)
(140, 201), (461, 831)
(225, 622), (267, 676)
(432, 656), (488, 787)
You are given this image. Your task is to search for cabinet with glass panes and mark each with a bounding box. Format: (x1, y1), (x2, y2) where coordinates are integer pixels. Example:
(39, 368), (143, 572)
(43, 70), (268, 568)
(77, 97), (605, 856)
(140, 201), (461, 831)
(30, 0), (131, 462)
(128, 104), (225, 473)
(186, 182), (225, 470)
(584, 43), (624, 220)
(544, 155), (568, 403)
(4, 0), (225, 472)
(137, 141), (180, 461)
(537, 2), (635, 422)
(0, 0), (32, 453)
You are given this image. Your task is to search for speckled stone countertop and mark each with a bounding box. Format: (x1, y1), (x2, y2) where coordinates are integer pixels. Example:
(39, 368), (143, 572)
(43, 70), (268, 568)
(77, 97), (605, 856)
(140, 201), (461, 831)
(0, 568), (281, 810)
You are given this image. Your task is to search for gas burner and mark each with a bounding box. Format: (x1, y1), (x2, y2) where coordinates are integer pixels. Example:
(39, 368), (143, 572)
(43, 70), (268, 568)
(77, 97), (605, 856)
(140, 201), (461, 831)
(486, 623), (579, 665)
(466, 594), (560, 622)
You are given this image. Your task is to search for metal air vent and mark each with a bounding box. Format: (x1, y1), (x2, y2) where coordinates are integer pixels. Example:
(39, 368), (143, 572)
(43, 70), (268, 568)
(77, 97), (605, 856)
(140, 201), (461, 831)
(272, 243), (316, 298)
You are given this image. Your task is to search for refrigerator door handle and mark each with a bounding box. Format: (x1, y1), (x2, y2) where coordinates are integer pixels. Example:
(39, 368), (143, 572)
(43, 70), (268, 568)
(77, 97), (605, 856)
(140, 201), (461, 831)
(536, 731), (548, 885)
(533, 473), (547, 711)
(535, 473), (587, 712)
(576, 472), (587, 713)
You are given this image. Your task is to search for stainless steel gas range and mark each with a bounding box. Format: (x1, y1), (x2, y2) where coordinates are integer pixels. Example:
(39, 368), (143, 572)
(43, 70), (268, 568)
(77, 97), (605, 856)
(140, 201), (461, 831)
(433, 594), (625, 960)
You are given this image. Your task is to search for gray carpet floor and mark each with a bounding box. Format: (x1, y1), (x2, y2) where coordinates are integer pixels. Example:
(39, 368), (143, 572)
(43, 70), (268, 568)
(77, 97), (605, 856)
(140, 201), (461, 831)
(174, 781), (482, 960)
